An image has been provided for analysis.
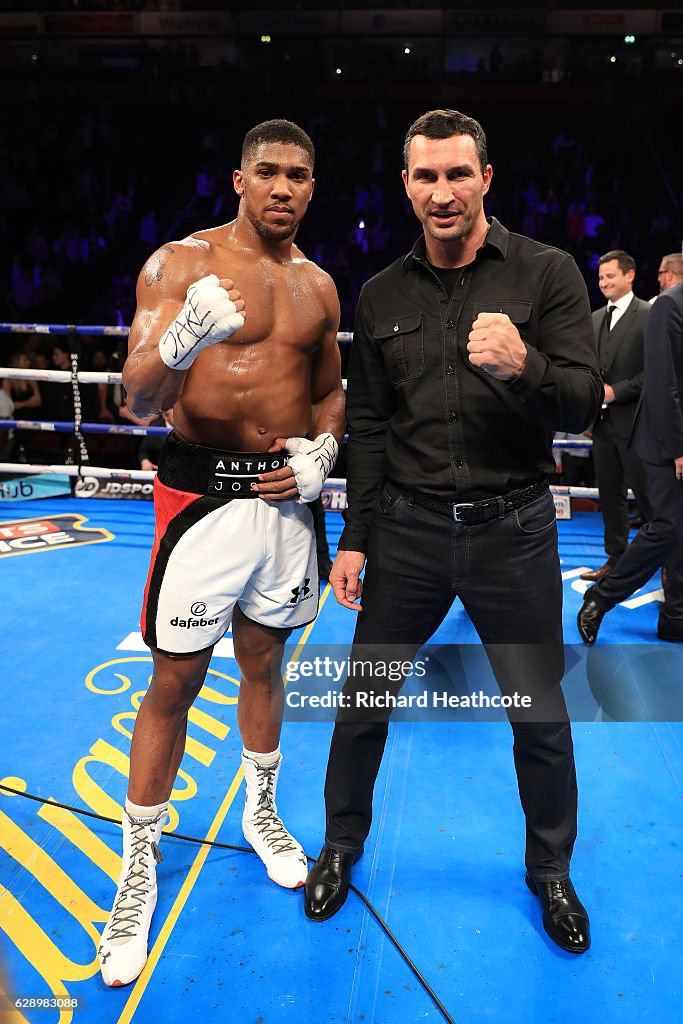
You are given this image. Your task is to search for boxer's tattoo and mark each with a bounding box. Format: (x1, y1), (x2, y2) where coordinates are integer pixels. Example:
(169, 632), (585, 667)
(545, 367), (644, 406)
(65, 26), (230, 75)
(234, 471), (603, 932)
(144, 244), (175, 287)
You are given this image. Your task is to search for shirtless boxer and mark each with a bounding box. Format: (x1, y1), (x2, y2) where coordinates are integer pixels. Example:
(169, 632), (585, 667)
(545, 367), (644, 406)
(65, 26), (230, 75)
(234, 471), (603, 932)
(98, 120), (344, 987)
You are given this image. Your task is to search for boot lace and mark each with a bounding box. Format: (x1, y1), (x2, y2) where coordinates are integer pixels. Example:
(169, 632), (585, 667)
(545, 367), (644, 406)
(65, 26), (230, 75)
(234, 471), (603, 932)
(107, 819), (159, 941)
(251, 762), (297, 855)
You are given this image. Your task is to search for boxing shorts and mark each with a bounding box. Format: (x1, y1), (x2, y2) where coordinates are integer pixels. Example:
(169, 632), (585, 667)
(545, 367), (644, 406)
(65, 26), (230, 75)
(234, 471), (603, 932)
(141, 431), (318, 655)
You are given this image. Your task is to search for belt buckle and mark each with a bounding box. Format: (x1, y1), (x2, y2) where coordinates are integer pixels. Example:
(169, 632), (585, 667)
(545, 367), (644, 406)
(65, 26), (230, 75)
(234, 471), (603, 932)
(452, 502), (475, 522)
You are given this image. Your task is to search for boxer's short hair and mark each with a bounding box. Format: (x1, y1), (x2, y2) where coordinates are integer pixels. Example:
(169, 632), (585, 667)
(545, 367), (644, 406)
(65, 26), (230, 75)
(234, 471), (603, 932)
(242, 119), (315, 169)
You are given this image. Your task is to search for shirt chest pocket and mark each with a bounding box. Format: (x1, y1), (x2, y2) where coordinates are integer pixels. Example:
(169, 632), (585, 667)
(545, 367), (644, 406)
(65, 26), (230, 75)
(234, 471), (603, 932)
(373, 312), (425, 384)
(480, 300), (533, 334)
(464, 299), (534, 376)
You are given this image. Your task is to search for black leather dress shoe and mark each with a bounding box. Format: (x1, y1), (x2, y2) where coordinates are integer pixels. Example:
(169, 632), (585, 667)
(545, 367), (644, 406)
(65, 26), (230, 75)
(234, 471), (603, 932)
(304, 844), (363, 921)
(526, 874), (590, 953)
(579, 562), (614, 582)
(577, 594), (607, 645)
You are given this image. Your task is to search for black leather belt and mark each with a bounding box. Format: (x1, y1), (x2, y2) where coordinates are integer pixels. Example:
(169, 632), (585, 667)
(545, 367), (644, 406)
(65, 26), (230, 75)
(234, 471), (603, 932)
(404, 479), (549, 524)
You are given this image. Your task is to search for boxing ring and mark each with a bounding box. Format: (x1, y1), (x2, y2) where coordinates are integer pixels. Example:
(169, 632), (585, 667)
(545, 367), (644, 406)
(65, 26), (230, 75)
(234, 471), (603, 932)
(1, 325), (682, 1024)
(0, 318), (596, 506)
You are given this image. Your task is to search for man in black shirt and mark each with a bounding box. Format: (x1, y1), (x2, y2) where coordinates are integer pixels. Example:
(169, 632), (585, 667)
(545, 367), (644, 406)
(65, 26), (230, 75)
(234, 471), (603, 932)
(304, 110), (602, 953)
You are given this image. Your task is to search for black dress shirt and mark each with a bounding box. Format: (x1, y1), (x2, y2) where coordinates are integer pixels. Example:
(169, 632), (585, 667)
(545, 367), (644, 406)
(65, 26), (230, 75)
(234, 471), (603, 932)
(339, 217), (603, 552)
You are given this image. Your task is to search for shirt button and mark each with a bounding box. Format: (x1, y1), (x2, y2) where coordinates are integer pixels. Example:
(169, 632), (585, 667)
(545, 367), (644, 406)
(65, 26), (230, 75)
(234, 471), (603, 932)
(393, 324), (399, 332)
(449, 412), (458, 422)
(446, 365), (455, 374)
(446, 320), (455, 329)
(455, 458), (464, 467)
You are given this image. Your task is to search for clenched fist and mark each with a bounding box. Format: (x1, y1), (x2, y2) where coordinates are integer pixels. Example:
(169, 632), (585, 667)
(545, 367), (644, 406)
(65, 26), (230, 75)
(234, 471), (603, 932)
(158, 274), (246, 371)
(467, 311), (527, 381)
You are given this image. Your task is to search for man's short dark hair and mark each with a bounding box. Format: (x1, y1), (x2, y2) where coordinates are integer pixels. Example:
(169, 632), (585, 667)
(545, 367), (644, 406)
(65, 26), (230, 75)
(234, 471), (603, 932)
(599, 250), (636, 274)
(403, 109), (488, 173)
(241, 119), (315, 169)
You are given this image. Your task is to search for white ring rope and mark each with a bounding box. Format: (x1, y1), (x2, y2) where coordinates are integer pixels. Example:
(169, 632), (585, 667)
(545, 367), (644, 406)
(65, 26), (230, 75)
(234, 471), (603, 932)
(1, 367), (123, 385)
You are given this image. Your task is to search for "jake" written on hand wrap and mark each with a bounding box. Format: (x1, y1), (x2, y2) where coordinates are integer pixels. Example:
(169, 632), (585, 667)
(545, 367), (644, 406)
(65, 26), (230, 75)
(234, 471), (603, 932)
(158, 274), (245, 371)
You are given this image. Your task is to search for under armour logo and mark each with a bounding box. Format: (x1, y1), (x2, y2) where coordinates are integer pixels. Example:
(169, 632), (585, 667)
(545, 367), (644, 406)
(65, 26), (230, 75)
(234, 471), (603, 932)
(287, 578), (313, 607)
(290, 579), (311, 602)
(98, 945), (111, 964)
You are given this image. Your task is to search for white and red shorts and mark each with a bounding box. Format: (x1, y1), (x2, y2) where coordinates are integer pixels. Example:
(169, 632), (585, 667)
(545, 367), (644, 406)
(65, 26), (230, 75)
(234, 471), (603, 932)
(141, 432), (318, 655)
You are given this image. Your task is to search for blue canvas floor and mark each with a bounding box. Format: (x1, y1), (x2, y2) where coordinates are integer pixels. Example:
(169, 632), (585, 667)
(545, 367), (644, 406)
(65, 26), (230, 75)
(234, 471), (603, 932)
(0, 498), (681, 1024)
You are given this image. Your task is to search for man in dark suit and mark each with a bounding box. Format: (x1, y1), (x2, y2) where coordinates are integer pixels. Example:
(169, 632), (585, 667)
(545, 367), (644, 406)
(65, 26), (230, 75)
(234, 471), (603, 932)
(580, 250), (652, 582)
(578, 281), (683, 643)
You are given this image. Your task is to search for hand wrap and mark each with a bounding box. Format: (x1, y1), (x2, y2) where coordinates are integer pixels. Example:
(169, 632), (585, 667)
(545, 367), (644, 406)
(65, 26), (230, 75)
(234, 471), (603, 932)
(158, 274), (244, 370)
(284, 433), (338, 503)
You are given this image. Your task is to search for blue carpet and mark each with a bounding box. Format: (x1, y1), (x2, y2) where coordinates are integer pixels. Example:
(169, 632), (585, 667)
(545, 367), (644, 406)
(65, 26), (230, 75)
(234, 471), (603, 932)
(0, 498), (680, 1023)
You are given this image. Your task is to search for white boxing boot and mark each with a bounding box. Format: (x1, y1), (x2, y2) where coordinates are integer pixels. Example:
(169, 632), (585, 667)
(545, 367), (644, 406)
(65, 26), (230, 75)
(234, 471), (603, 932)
(241, 749), (308, 889)
(98, 804), (167, 987)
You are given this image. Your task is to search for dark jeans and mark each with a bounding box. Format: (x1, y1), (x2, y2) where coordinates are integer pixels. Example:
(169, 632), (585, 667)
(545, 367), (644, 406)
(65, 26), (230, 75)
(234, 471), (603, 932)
(324, 482), (577, 880)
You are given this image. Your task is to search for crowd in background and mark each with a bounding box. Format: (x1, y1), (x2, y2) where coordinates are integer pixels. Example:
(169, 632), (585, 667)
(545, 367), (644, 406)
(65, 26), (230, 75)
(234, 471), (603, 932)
(1, 50), (681, 474)
(3, 51), (680, 328)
